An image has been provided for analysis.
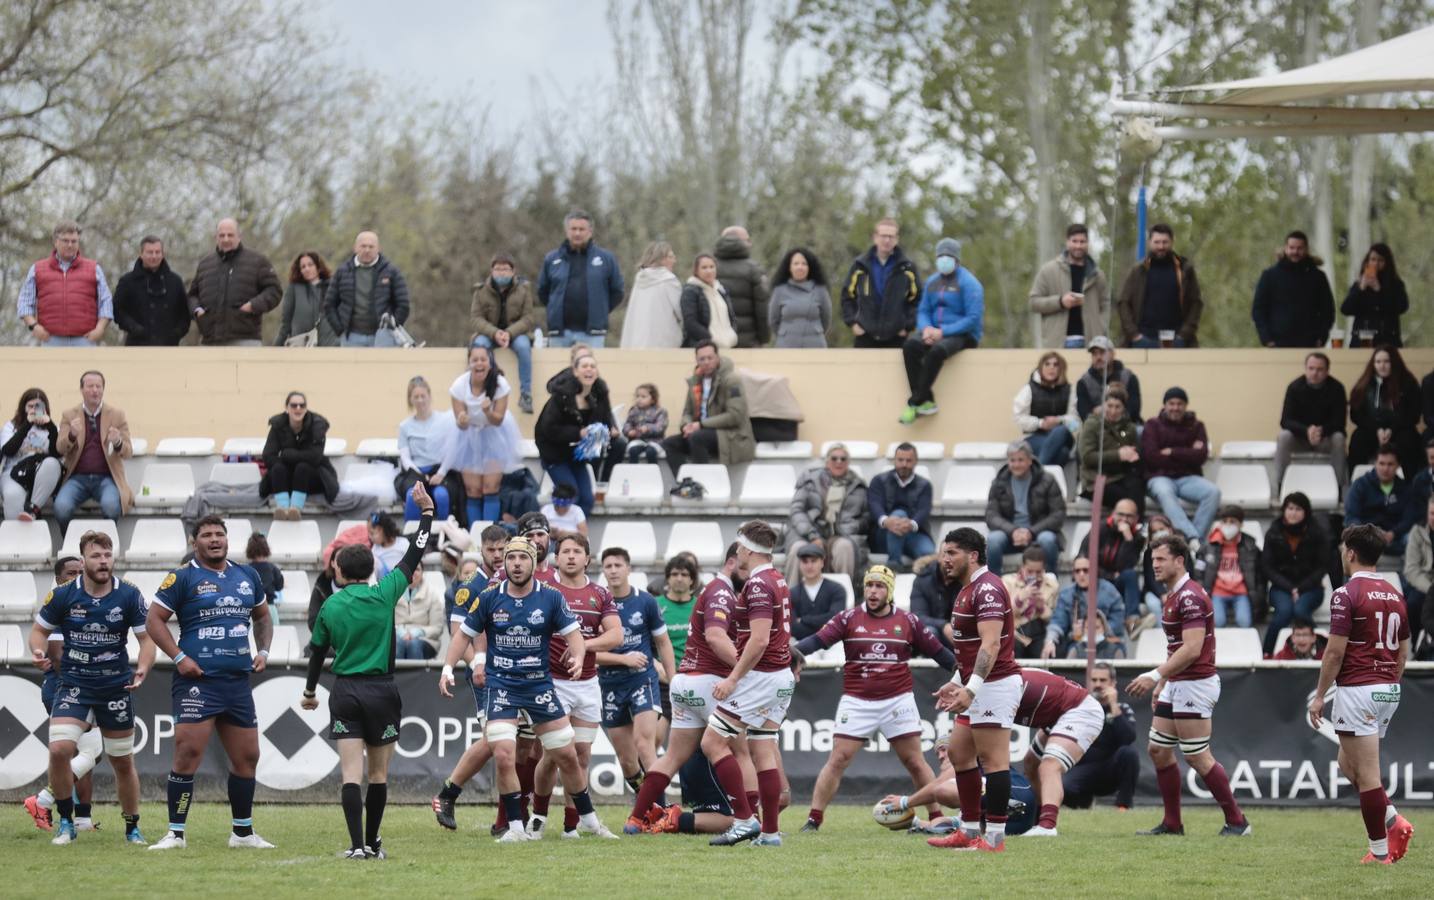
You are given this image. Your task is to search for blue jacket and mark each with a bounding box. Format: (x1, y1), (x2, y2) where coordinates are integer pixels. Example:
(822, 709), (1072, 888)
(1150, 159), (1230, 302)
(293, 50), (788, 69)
(1345, 470), (1414, 538)
(867, 469), (933, 535)
(537, 241), (625, 335)
(1047, 578), (1125, 648)
(916, 268), (984, 342)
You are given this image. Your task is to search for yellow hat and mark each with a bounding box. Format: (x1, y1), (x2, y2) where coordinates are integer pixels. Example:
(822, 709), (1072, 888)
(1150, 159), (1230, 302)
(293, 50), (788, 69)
(863, 564), (896, 597)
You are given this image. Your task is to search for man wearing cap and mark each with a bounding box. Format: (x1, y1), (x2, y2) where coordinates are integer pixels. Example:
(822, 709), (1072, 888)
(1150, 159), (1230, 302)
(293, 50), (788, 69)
(1075, 336), (1142, 422)
(793, 565), (957, 832)
(899, 238), (983, 425)
(1141, 387), (1221, 545)
(790, 543), (846, 641)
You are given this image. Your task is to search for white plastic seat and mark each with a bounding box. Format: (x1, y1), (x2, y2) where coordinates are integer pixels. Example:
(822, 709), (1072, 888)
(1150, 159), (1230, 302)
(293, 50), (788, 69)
(59, 519), (122, 560)
(823, 572), (855, 608)
(154, 436), (215, 457)
(1241, 520), (1265, 549)
(129, 437), (149, 456)
(1215, 464), (1272, 509)
(1067, 521), (1092, 561)
(1219, 440), (1277, 460)
(126, 519), (187, 564)
(223, 518), (254, 555)
(0, 624), (27, 662)
(334, 519), (368, 540)
(356, 437), (399, 458)
(222, 437), (266, 457)
(1352, 464), (1405, 482)
(0, 520), (53, 564)
(1046, 467), (1070, 500)
(940, 521), (988, 540)
(342, 461), (392, 483)
(324, 437), (348, 457)
(1280, 464), (1340, 509)
(940, 465), (996, 506)
(210, 462), (261, 488)
(123, 571), (169, 600)
(893, 573), (916, 610)
(629, 571), (650, 592)
(739, 464), (797, 508)
(266, 520), (322, 564)
(1214, 628), (1264, 665)
(267, 625), (305, 663)
(664, 521), (726, 567)
(279, 569), (311, 606)
(673, 464), (732, 506)
(0, 572), (37, 614)
(134, 463), (195, 507)
(755, 441), (813, 460)
(521, 439), (540, 459)
(952, 442), (1009, 461)
(1133, 628), (1167, 661)
(888, 441), (944, 461)
(821, 440), (878, 460)
(599, 521), (658, 567)
(605, 464), (666, 508)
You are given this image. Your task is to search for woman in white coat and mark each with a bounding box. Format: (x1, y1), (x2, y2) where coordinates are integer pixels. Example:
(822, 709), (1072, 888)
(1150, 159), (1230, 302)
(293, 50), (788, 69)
(619, 241), (684, 348)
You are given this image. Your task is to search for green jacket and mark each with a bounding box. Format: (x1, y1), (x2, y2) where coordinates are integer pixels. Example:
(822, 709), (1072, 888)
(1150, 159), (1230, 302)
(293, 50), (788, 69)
(1077, 412), (1140, 495)
(679, 356), (755, 465)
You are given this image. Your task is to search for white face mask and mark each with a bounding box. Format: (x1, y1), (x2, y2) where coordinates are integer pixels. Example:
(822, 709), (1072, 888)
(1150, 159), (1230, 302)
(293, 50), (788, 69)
(1219, 523), (1240, 540)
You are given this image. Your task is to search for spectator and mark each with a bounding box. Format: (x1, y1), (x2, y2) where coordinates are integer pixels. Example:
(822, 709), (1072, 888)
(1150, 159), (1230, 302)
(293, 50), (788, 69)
(660, 341), (755, 474)
(1251, 230), (1335, 348)
(1, 388), (62, 521)
(1274, 351), (1349, 493)
(1066, 606), (1125, 659)
(841, 216), (919, 348)
(395, 562), (444, 660)
(1095, 498), (1144, 622)
(1400, 495), (1433, 649)
(790, 543), (847, 641)
(53, 371), (132, 532)
(1141, 386), (1220, 544)
(1135, 513), (1180, 630)
(899, 238), (982, 425)
(538, 209), (624, 348)
(622, 383), (668, 464)
(324, 230), (410, 347)
(1272, 616), (1328, 661)
(1347, 345), (1423, 479)
(768, 247), (832, 349)
(395, 375), (459, 524)
(680, 253), (737, 349)
(17, 220), (111, 347)
(1344, 445), (1413, 554)
(1001, 547), (1057, 658)
(470, 253), (537, 413)
(784, 443), (869, 584)
(985, 440), (1065, 573)
(187, 218), (281, 346)
(1075, 336), (1142, 422)
(1028, 223), (1109, 349)
(368, 512), (409, 579)
(244, 532), (283, 610)
(112, 235), (188, 346)
(1078, 383), (1144, 514)
(450, 342), (523, 525)
(259, 391), (338, 520)
(911, 538), (961, 647)
(868, 441), (934, 571)
(714, 225), (772, 348)
(1341, 243), (1407, 349)
(1116, 223), (1202, 348)
(1043, 554), (1124, 659)
(536, 349), (616, 516)
(619, 242), (683, 349)
(541, 482), (588, 536)
(1196, 504), (1262, 629)
(1061, 662), (1139, 811)
(1013, 350), (1081, 467)
(1261, 491), (1329, 655)
(275, 252), (338, 347)
(1408, 440), (1434, 522)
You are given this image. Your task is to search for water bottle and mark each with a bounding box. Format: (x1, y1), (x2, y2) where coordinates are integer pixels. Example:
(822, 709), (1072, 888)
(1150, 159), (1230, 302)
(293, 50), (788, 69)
(622, 479), (630, 497)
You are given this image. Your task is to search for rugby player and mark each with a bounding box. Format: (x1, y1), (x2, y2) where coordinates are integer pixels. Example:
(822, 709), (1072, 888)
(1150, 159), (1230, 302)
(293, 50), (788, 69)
(1308, 524), (1414, 864)
(794, 565), (956, 831)
(147, 515), (275, 851)
(1016, 668), (1107, 836)
(929, 528), (1022, 853)
(302, 483), (435, 859)
(30, 533), (154, 846)
(529, 532), (621, 838)
(596, 546), (676, 791)
(1127, 533), (1250, 837)
(654, 554), (700, 747)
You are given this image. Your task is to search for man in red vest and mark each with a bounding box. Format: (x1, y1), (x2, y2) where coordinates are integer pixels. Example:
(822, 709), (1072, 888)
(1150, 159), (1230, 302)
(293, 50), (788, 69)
(17, 221), (111, 347)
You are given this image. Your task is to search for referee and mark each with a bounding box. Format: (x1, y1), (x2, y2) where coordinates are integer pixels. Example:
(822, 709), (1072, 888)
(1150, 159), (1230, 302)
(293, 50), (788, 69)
(302, 483), (434, 859)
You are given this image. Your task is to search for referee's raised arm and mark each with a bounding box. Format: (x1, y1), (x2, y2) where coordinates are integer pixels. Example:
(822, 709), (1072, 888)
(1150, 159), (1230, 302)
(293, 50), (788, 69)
(396, 482), (436, 582)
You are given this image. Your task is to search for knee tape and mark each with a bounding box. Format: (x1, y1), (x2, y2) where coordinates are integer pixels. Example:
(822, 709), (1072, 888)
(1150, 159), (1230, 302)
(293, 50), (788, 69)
(485, 720), (519, 744)
(748, 725), (780, 742)
(49, 722), (85, 745)
(103, 734), (135, 757)
(1149, 728), (1179, 749)
(1179, 737), (1211, 757)
(1044, 744), (1077, 773)
(1030, 731), (1048, 756)
(77, 728), (103, 760)
(572, 725), (599, 745)
(708, 712), (743, 738)
(540, 725), (576, 751)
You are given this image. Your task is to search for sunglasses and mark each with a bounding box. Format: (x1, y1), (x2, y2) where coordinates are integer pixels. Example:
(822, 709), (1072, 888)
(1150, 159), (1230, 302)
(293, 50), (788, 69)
(828, 455), (849, 462)
(288, 402), (306, 409)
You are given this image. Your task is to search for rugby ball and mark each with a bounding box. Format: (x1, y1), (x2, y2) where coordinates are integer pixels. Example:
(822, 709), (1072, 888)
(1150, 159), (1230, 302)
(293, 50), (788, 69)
(872, 800), (915, 830)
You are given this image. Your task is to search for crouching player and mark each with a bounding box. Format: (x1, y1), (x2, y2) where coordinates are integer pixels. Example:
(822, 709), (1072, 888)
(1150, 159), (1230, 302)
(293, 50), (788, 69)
(1017, 668), (1107, 836)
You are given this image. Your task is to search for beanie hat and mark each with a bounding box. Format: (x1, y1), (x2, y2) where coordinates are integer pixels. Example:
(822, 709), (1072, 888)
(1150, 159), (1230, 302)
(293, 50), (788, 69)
(935, 237), (961, 260)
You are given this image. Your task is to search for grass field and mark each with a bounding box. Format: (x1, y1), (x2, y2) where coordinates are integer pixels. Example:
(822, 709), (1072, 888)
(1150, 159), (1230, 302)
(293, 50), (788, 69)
(3, 803), (1426, 897)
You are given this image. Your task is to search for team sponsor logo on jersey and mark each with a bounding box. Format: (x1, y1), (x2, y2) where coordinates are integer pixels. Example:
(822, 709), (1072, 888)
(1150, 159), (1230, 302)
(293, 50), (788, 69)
(455, 588), (471, 606)
(228, 624), (250, 638)
(196, 582), (218, 595)
(43, 590), (54, 606)
(106, 607), (124, 623)
(217, 595), (243, 608)
(515, 654), (542, 667)
(160, 572), (178, 590)
(628, 610), (643, 626)
(528, 609), (545, 625)
(237, 581), (253, 596)
(199, 626), (225, 640)
(188, 686), (202, 698)
(492, 655), (514, 668)
(893, 625), (902, 634)
(493, 609), (510, 625)
(68, 607), (86, 619)
(855, 625), (869, 633)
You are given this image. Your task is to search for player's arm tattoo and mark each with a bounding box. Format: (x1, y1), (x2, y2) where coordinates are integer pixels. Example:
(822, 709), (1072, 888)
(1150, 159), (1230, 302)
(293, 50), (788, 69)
(971, 647), (993, 681)
(252, 605), (274, 653)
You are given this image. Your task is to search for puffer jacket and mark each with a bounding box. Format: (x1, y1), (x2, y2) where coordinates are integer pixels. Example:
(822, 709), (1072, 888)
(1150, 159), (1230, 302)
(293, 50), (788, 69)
(324, 253), (410, 335)
(1262, 515), (1328, 595)
(714, 234), (771, 347)
(187, 244), (281, 344)
(470, 276), (537, 339)
(984, 461), (1067, 540)
(1139, 409), (1209, 480)
(840, 246), (920, 341)
(259, 411), (340, 502)
(534, 368), (615, 466)
(1078, 411), (1140, 495)
(1196, 527), (1263, 604)
(786, 465), (869, 554)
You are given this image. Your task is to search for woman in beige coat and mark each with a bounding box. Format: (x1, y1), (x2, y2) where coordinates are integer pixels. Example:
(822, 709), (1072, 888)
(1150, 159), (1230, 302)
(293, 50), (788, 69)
(394, 563), (446, 659)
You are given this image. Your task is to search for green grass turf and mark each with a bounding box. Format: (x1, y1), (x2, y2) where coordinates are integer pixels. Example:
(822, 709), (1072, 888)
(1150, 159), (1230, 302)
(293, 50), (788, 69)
(3, 803), (1426, 898)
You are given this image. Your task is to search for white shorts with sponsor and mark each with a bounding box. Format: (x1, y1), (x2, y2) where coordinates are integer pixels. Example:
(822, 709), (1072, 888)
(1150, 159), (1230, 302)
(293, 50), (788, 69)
(963, 674), (1022, 729)
(716, 669), (797, 729)
(669, 673), (722, 729)
(1043, 695), (1105, 753)
(1333, 683), (1401, 738)
(834, 693), (922, 741)
(554, 677), (602, 725)
(1157, 674), (1221, 719)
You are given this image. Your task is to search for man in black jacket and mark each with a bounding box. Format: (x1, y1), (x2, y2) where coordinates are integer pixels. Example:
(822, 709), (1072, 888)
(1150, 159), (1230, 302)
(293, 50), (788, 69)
(187, 218), (281, 346)
(1075, 336), (1142, 421)
(1251, 231), (1335, 348)
(840, 217), (919, 348)
(1274, 352), (1349, 492)
(325, 231), (411, 347)
(113, 236), (189, 346)
(789, 543), (847, 641)
(909, 537), (960, 647)
(1061, 663), (1138, 810)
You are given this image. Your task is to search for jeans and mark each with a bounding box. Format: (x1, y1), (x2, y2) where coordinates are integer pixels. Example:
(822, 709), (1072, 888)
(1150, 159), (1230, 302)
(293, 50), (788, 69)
(626, 441), (660, 464)
(1274, 430), (1349, 492)
(1264, 587), (1325, 654)
(472, 333), (533, 395)
(340, 330), (398, 347)
(880, 513), (936, 567)
(546, 331), (605, 349)
(1062, 335), (1086, 349)
(1212, 593), (1252, 628)
(1404, 584), (1426, 647)
(1111, 569), (1142, 623)
(403, 465), (452, 522)
(1024, 425), (1073, 467)
(901, 333), (977, 406)
(661, 428), (719, 477)
(543, 461), (594, 516)
(1130, 335), (1187, 349)
(985, 529), (1060, 574)
(54, 474), (121, 531)
(41, 335), (97, 347)
(395, 635), (436, 659)
(1146, 475), (1220, 542)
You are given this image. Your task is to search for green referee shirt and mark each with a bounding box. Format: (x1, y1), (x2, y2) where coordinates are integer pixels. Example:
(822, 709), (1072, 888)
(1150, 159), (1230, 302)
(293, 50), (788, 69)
(311, 567), (410, 676)
(656, 594), (694, 661)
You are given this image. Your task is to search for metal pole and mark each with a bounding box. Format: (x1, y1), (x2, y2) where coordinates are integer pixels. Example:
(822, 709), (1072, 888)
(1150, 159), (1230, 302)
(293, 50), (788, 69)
(1084, 474), (1106, 684)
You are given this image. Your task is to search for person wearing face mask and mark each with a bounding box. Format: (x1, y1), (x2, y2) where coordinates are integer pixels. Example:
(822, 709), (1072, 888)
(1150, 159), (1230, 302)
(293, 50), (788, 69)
(1196, 505), (1262, 629)
(470, 254), (537, 413)
(1261, 492), (1329, 655)
(898, 238), (983, 425)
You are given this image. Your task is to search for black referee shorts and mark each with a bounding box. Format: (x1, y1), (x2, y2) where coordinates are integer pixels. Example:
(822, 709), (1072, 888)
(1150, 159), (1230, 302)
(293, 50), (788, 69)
(329, 675), (402, 745)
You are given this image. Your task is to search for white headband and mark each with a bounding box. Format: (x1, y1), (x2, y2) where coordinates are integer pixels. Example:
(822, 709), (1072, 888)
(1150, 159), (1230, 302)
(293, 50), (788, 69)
(736, 533), (774, 555)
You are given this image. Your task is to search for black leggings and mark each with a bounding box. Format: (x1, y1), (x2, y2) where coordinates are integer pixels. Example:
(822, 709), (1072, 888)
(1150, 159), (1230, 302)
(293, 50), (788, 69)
(267, 459), (323, 496)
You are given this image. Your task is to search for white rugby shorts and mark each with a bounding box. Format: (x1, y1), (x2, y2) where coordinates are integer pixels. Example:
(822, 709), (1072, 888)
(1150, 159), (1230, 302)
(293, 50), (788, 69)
(834, 693), (923, 741)
(716, 669), (796, 729)
(960, 674), (1022, 730)
(554, 676), (602, 725)
(1041, 694), (1106, 753)
(668, 673), (721, 730)
(1332, 683), (1401, 739)
(1157, 674), (1221, 720)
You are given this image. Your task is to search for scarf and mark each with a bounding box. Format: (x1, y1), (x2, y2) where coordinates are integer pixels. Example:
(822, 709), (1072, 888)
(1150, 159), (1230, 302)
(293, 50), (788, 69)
(689, 276), (737, 348)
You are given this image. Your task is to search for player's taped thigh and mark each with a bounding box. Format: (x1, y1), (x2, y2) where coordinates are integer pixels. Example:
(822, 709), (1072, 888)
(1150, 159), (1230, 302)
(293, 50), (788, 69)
(572, 725), (599, 745)
(1178, 737), (1210, 757)
(103, 734), (135, 757)
(485, 720), (519, 743)
(707, 711), (743, 738)
(747, 725), (780, 742)
(539, 724), (576, 750)
(1043, 743), (1077, 773)
(1148, 727), (1179, 749)
(49, 722), (86, 745)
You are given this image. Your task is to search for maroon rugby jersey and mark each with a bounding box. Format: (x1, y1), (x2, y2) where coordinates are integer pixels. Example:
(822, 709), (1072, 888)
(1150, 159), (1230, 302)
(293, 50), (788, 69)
(1014, 669), (1089, 729)
(679, 575), (738, 677)
(949, 566), (1020, 681)
(1160, 574), (1216, 681)
(732, 564), (792, 673)
(549, 578), (618, 681)
(815, 607), (946, 700)
(1329, 572), (1410, 687)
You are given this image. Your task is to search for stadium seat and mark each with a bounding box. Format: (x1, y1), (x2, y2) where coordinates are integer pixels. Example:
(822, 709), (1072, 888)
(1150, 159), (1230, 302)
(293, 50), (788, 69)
(1219, 440), (1277, 460)
(0, 624), (27, 662)
(155, 436), (215, 456)
(887, 441), (944, 460)
(0, 572), (37, 616)
(1271, 625), (1329, 652)
(821, 440), (878, 460)
(940, 520), (988, 539)
(599, 521), (658, 567)
(673, 464), (732, 506)
(1067, 521), (1092, 560)
(521, 439), (540, 459)
(59, 518), (122, 560)
(664, 521), (725, 567)
(268, 624), (305, 663)
(210, 461), (262, 488)
(1312, 576), (1333, 624)
(134, 462), (196, 507)
(1241, 519), (1265, 549)
(335, 519), (367, 541)
(940, 465), (997, 506)
(0, 520), (53, 564)
(1280, 464), (1339, 509)
(951, 442), (1008, 460)
(279, 569), (311, 607)
(356, 437), (399, 458)
(755, 441), (813, 460)
(124, 571), (168, 600)
(222, 436), (266, 457)
(126, 519), (187, 564)
(629, 571), (650, 593)
(267, 520), (322, 564)
(738, 464), (797, 508)
(893, 573), (916, 610)
(1352, 464), (1405, 481)
(1368, 571), (1402, 590)
(823, 572), (855, 608)
(1214, 628), (1264, 665)
(1047, 466), (1070, 500)
(1133, 628), (1167, 661)
(605, 464), (666, 508)
(1215, 464), (1272, 509)
(129, 437), (149, 456)
(341, 461), (392, 483)
(224, 517), (254, 554)
(324, 437), (348, 457)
